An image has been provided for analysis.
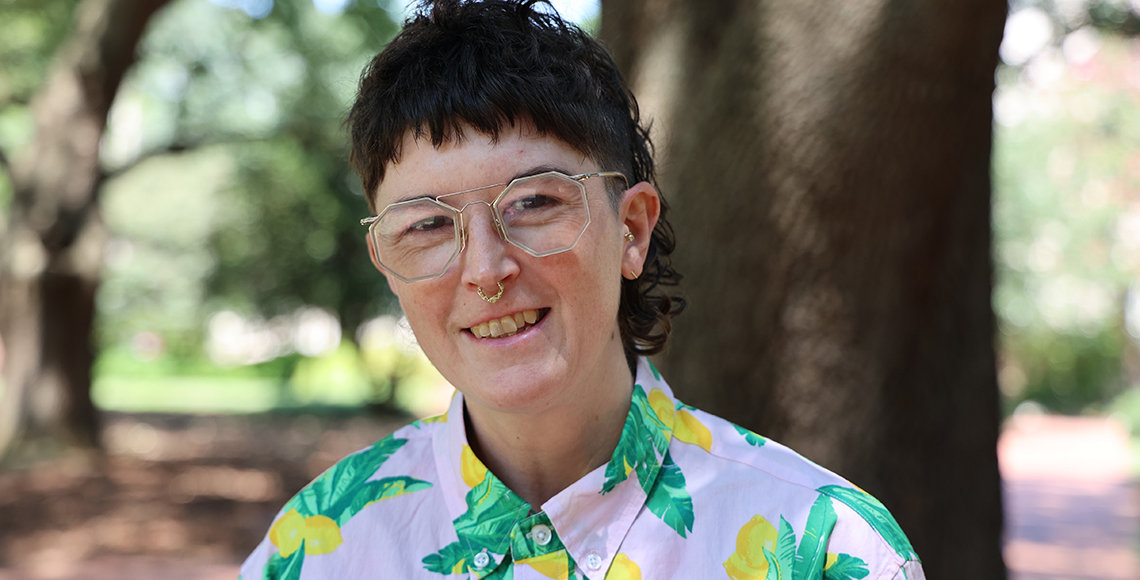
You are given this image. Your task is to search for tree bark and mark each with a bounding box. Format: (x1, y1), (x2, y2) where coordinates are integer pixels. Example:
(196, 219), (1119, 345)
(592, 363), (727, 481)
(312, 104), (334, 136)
(0, 0), (170, 459)
(603, 0), (1007, 578)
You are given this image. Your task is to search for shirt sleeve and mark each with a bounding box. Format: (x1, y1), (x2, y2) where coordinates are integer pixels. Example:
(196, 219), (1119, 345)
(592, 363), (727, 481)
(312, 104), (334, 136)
(880, 559), (926, 580)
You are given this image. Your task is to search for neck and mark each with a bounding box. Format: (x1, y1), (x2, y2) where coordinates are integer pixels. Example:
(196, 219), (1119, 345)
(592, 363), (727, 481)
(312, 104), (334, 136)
(463, 354), (634, 509)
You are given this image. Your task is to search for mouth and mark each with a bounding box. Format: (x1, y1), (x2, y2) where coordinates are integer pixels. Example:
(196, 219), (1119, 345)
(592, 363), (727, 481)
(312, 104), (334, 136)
(467, 308), (548, 339)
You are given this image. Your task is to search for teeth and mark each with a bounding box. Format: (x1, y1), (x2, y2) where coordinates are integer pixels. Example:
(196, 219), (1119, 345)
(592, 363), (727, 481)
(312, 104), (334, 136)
(501, 317), (518, 334)
(471, 309), (541, 339)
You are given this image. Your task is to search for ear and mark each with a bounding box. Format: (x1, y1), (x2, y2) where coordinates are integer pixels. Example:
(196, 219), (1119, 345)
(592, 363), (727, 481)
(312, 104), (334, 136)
(618, 181), (661, 280)
(366, 233), (401, 297)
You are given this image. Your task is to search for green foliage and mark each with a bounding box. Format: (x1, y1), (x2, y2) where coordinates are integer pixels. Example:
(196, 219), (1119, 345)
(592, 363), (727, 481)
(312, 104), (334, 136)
(89, 0), (402, 389)
(0, 0), (76, 214)
(992, 32), (1140, 414)
(0, 0), (74, 105)
(1002, 327), (1127, 414)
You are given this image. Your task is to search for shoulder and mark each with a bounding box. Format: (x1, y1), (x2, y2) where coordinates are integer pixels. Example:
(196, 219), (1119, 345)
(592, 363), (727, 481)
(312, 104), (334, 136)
(240, 417), (444, 579)
(667, 404), (923, 577)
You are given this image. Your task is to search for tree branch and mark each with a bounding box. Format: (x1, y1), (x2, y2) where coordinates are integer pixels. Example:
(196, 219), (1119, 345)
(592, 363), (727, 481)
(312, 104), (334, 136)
(96, 134), (270, 189)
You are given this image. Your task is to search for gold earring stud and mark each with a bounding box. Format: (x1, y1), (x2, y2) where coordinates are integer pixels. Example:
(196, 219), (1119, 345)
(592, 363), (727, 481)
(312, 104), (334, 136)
(624, 232), (635, 243)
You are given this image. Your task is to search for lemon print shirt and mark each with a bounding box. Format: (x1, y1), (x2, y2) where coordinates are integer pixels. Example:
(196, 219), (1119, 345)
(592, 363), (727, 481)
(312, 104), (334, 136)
(241, 358), (925, 580)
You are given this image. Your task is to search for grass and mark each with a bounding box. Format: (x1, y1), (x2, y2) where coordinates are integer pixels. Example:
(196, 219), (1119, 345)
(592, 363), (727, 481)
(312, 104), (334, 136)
(92, 375), (286, 414)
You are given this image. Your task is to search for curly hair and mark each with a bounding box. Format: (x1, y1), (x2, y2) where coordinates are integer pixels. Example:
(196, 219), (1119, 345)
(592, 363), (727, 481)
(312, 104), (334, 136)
(347, 0), (683, 365)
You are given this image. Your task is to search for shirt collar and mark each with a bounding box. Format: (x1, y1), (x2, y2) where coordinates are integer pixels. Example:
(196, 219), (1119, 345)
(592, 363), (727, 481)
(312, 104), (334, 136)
(431, 358), (677, 578)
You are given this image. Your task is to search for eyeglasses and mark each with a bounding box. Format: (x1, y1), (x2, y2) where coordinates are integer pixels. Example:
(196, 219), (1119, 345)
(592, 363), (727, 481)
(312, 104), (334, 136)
(361, 171), (628, 283)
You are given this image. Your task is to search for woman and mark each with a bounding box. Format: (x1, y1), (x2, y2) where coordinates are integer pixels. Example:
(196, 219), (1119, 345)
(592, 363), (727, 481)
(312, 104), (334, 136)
(242, 1), (924, 578)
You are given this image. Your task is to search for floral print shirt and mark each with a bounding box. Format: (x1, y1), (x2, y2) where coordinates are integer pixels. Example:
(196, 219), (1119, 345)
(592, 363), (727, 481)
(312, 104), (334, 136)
(241, 358), (925, 579)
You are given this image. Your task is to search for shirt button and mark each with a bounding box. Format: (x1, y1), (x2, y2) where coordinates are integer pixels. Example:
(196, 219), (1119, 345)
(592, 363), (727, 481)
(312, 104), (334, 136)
(531, 524), (552, 546)
(585, 551), (603, 571)
(473, 550), (490, 569)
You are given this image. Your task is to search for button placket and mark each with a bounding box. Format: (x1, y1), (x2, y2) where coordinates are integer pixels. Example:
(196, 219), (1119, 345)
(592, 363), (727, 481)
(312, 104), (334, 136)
(472, 549), (491, 570)
(584, 551), (603, 572)
(530, 524), (553, 546)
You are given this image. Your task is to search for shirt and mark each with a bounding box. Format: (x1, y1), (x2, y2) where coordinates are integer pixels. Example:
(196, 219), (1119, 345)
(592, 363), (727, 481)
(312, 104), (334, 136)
(241, 358), (925, 579)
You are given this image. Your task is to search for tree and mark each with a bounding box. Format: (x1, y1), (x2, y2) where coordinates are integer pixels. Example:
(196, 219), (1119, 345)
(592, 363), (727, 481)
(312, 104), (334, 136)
(602, 1), (1007, 578)
(0, 0), (171, 459)
(0, 0), (402, 460)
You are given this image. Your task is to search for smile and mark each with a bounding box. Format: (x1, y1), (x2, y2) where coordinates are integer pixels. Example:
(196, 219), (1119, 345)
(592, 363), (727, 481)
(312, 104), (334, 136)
(468, 309), (547, 339)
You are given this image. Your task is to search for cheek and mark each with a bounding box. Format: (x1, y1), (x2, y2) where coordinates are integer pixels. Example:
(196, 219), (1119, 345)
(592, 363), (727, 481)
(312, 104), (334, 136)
(395, 286), (448, 330)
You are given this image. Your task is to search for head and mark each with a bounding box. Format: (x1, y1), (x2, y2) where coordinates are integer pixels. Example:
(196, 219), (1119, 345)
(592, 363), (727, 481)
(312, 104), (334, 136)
(348, 0), (683, 371)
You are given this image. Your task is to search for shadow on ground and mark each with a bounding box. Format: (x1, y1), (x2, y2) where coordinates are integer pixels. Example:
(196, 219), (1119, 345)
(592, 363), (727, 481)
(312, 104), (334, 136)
(1, 411), (1136, 579)
(0, 412), (408, 579)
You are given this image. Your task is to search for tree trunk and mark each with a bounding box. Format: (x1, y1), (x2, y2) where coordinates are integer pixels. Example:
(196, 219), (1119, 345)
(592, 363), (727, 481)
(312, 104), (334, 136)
(603, 1), (1007, 578)
(0, 0), (170, 460)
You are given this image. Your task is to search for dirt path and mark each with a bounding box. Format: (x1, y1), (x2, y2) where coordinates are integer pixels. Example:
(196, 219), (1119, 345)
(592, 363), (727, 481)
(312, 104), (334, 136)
(0, 412), (1134, 579)
(1000, 414), (1139, 580)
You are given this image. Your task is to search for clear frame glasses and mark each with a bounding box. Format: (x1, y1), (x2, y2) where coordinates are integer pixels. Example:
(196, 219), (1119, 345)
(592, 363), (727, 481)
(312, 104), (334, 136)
(361, 171), (628, 283)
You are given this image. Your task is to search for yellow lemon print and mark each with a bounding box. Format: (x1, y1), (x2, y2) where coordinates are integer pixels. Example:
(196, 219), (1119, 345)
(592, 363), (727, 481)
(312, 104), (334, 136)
(824, 552), (838, 570)
(269, 510), (345, 558)
(647, 389), (676, 429)
(605, 553), (642, 580)
(517, 551), (570, 579)
(723, 515), (778, 580)
(461, 444), (489, 488)
(269, 509), (306, 558)
(673, 409), (713, 452)
(302, 515), (343, 555)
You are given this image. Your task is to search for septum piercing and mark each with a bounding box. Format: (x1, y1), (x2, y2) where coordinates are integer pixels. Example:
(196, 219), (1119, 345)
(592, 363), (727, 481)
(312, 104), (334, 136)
(477, 281), (505, 303)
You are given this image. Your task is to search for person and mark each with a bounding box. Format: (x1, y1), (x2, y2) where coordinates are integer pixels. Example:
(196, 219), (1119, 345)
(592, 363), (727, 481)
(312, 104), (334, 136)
(241, 1), (925, 578)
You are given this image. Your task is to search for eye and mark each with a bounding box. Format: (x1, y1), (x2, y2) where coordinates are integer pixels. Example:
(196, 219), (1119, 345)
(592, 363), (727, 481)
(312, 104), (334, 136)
(507, 194), (559, 212)
(407, 214), (454, 233)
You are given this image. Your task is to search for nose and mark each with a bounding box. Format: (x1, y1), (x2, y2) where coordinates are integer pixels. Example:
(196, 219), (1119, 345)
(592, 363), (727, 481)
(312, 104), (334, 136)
(459, 203), (518, 292)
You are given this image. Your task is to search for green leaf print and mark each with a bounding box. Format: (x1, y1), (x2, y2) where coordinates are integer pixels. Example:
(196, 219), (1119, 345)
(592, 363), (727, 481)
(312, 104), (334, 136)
(422, 541), (469, 574)
(601, 385), (669, 494)
(817, 485), (917, 560)
(823, 553), (870, 580)
(762, 548), (786, 580)
(776, 517), (797, 572)
(453, 474), (530, 542)
(793, 494), (838, 579)
(422, 472), (531, 576)
(732, 423), (768, 447)
(644, 452), (694, 537)
(342, 476), (434, 525)
(289, 436), (411, 518)
(265, 550), (304, 580)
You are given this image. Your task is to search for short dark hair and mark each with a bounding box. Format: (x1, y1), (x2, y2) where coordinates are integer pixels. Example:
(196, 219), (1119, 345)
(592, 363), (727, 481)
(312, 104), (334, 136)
(347, 0), (683, 364)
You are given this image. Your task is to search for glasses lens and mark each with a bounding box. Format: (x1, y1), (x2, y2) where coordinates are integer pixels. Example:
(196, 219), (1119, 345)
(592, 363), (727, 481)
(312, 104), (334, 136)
(372, 200), (460, 281)
(498, 173), (590, 256)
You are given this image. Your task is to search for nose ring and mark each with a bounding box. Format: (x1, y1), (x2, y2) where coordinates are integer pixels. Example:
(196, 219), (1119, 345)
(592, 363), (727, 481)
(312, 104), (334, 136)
(477, 281), (505, 303)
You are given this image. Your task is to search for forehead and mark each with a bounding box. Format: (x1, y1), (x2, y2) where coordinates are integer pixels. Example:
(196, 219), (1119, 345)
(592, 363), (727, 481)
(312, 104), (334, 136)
(374, 124), (593, 207)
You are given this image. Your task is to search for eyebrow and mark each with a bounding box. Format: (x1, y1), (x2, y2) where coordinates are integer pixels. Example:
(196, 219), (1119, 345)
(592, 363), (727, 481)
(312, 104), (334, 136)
(387, 164), (574, 205)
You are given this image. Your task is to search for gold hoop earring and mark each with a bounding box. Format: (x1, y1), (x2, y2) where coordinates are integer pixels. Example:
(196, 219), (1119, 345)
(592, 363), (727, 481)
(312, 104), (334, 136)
(477, 281), (505, 303)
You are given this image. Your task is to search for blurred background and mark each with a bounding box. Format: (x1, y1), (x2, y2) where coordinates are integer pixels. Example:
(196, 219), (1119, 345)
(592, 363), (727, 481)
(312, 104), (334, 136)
(0, 0), (1137, 578)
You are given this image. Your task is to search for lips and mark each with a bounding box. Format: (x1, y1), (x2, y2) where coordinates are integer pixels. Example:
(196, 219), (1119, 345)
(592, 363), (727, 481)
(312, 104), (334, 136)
(468, 309), (546, 338)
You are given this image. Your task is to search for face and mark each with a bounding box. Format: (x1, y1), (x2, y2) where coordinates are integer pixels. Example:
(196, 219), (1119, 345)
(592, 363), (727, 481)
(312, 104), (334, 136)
(369, 124), (659, 418)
